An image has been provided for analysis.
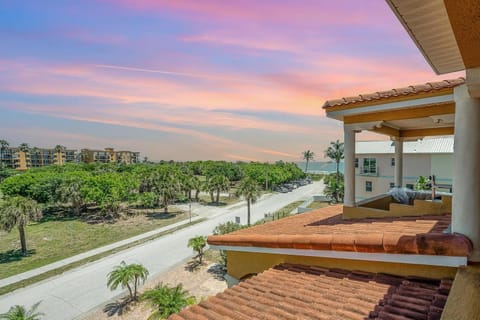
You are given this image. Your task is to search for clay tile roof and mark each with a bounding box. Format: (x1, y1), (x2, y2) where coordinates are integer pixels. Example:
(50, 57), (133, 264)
(208, 205), (472, 256)
(322, 77), (465, 109)
(169, 263), (453, 320)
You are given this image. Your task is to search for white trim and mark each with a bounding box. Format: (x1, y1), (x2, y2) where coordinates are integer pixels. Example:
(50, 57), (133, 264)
(210, 245), (467, 267)
(328, 94), (454, 120)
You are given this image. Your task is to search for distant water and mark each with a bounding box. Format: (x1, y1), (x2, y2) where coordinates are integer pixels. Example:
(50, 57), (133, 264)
(295, 161), (344, 174)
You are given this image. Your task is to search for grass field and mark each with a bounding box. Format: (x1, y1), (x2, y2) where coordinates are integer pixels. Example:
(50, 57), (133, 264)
(0, 208), (190, 280)
(255, 200), (305, 224)
(307, 201), (330, 210)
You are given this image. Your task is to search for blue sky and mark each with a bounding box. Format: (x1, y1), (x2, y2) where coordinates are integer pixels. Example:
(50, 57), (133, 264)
(0, 0), (462, 161)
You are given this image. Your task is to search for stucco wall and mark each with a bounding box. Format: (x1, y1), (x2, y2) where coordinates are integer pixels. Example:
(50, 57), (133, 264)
(226, 251), (458, 281)
(355, 153), (452, 200)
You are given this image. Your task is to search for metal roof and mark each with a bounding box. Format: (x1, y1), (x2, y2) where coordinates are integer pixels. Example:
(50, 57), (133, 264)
(356, 137), (453, 155)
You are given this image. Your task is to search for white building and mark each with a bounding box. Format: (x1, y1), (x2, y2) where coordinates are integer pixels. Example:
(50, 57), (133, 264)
(355, 137), (453, 201)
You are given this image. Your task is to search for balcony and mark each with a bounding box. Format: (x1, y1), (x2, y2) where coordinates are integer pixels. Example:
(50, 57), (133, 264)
(359, 166), (379, 176)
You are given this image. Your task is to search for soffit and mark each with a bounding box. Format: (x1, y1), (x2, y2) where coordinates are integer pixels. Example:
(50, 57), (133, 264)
(386, 0), (464, 74)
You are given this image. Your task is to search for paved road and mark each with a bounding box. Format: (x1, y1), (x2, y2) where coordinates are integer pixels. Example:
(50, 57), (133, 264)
(0, 182), (323, 320)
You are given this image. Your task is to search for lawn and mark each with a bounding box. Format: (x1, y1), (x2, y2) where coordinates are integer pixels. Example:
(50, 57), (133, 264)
(255, 200), (305, 224)
(307, 201), (330, 210)
(0, 208), (190, 280)
(197, 194), (241, 206)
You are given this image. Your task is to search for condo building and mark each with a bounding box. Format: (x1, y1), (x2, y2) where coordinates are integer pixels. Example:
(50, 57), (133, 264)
(0, 145), (140, 170)
(79, 148), (140, 165)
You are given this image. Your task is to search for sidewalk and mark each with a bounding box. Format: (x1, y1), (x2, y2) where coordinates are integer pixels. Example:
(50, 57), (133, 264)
(0, 216), (203, 289)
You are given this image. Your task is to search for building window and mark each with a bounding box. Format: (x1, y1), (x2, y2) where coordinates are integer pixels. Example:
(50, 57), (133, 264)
(389, 182), (395, 189)
(361, 158), (377, 175)
(406, 184), (414, 190)
(354, 158), (359, 168)
(366, 181), (373, 192)
(391, 158), (395, 166)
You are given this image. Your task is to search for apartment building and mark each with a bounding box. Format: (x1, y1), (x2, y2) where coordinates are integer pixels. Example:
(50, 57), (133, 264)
(80, 148), (140, 164)
(0, 147), (77, 170)
(355, 137), (453, 200)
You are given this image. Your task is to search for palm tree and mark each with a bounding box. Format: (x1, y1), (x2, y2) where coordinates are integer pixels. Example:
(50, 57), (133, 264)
(54, 145), (65, 153)
(152, 172), (180, 213)
(302, 150), (315, 173)
(107, 261), (149, 301)
(0, 196), (42, 256)
(18, 143), (30, 153)
(141, 283), (195, 319)
(187, 236), (207, 264)
(207, 175), (230, 203)
(57, 180), (84, 215)
(236, 177), (261, 226)
(0, 302), (44, 320)
(191, 176), (202, 202)
(324, 140), (344, 202)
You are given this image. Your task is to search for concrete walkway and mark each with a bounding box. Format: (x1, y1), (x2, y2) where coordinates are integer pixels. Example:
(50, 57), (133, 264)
(0, 216), (203, 288)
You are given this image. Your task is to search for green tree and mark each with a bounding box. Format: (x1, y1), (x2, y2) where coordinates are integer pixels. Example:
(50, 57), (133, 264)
(236, 177), (261, 226)
(323, 173), (344, 203)
(187, 235), (207, 264)
(0, 302), (44, 320)
(415, 176), (431, 191)
(0, 196), (42, 255)
(141, 283), (195, 319)
(152, 172), (180, 213)
(107, 261), (149, 301)
(324, 140), (344, 202)
(206, 175), (229, 203)
(191, 176), (202, 202)
(18, 143), (30, 153)
(57, 179), (84, 215)
(302, 150), (315, 173)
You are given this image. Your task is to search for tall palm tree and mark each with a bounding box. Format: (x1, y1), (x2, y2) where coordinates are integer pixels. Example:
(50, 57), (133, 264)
(18, 143), (30, 153)
(152, 172), (180, 213)
(302, 150), (315, 173)
(0, 196), (42, 256)
(0, 302), (44, 320)
(236, 177), (261, 226)
(107, 261), (149, 301)
(207, 175), (230, 203)
(54, 145), (65, 153)
(191, 176), (202, 202)
(324, 140), (344, 202)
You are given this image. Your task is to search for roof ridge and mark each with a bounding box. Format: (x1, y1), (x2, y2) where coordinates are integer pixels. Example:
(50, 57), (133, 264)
(322, 77), (465, 109)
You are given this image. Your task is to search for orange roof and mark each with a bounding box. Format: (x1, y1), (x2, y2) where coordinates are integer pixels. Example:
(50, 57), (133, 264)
(322, 78), (464, 110)
(169, 263), (453, 320)
(208, 206), (471, 256)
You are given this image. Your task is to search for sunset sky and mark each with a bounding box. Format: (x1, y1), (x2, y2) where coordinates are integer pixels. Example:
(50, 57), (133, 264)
(0, 0), (463, 161)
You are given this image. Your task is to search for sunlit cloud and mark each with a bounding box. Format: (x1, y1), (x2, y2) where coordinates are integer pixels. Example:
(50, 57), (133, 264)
(0, 1), (462, 161)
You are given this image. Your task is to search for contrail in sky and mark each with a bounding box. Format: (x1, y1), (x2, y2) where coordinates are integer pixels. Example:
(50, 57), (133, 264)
(94, 64), (262, 83)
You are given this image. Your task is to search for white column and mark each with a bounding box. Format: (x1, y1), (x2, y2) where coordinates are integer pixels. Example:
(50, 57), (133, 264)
(343, 126), (356, 207)
(452, 84), (480, 261)
(394, 139), (403, 188)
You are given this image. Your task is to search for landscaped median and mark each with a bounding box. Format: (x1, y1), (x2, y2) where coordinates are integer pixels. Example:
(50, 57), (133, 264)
(0, 210), (205, 296)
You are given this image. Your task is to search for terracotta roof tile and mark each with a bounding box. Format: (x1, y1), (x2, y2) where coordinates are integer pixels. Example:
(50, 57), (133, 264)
(208, 205), (472, 256)
(322, 78), (465, 109)
(169, 263), (452, 320)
